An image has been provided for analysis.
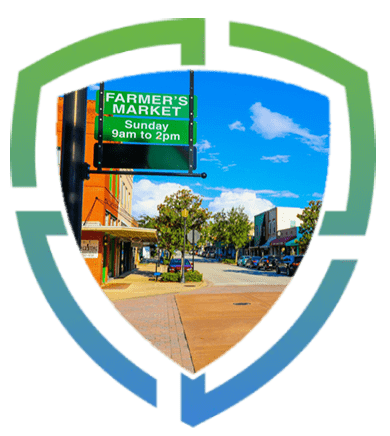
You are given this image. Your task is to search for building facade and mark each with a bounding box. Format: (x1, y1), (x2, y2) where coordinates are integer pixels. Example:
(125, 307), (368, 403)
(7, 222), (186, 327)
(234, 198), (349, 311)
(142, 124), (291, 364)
(57, 97), (157, 285)
(249, 207), (303, 257)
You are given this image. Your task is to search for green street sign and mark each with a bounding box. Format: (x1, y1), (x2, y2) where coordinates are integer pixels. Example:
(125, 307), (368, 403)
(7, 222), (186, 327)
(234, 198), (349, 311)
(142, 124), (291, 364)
(94, 117), (197, 145)
(96, 90), (198, 118)
(94, 143), (197, 171)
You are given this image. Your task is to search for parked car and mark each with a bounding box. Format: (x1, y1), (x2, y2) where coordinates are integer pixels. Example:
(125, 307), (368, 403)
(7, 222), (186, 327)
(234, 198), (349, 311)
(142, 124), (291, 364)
(275, 255), (304, 276)
(244, 257), (252, 267)
(246, 256), (262, 268)
(168, 258), (192, 273)
(257, 255), (281, 271)
(237, 255), (251, 266)
(209, 251), (216, 258)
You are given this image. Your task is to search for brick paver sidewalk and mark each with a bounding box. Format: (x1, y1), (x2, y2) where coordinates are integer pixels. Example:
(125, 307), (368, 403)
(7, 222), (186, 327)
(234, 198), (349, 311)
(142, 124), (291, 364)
(113, 294), (195, 373)
(103, 260), (289, 372)
(112, 284), (286, 373)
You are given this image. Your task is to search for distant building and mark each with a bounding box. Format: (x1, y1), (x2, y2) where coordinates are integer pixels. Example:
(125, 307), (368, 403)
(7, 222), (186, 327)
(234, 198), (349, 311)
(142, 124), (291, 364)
(250, 207), (303, 257)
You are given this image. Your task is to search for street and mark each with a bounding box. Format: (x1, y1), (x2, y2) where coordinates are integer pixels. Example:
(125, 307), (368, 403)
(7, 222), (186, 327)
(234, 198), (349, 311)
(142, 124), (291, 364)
(186, 255), (291, 286)
(111, 255), (290, 372)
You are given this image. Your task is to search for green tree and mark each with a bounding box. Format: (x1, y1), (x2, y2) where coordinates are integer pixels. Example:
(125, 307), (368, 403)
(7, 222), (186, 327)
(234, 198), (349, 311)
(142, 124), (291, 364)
(155, 189), (212, 259)
(195, 221), (213, 251)
(296, 200), (322, 253)
(210, 206), (251, 262)
(137, 214), (156, 229)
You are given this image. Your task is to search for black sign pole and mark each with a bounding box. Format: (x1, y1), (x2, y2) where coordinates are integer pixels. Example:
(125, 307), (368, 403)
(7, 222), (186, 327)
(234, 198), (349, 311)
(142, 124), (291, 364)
(60, 88), (87, 248)
(96, 82), (104, 171)
(188, 70), (194, 174)
(89, 169), (207, 178)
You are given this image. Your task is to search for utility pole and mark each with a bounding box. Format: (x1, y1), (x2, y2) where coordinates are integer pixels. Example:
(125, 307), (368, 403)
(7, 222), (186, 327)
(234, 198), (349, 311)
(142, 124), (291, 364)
(60, 88), (88, 248)
(181, 209), (188, 283)
(192, 227), (195, 271)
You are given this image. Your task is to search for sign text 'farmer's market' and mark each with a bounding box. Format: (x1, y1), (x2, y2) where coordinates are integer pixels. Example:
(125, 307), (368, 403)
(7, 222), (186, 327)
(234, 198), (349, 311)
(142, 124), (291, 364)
(96, 91), (198, 118)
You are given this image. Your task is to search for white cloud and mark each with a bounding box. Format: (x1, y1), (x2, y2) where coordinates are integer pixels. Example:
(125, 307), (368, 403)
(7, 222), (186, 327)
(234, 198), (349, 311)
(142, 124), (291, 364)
(250, 102), (328, 153)
(204, 186), (299, 198)
(132, 179), (192, 218)
(312, 192), (323, 199)
(229, 120), (246, 132)
(196, 139), (212, 153)
(221, 163), (237, 172)
(199, 151), (237, 172)
(261, 155), (290, 163)
(88, 84), (100, 90)
(200, 152), (222, 168)
(266, 191), (299, 198)
(207, 190), (274, 222)
(200, 156), (221, 164)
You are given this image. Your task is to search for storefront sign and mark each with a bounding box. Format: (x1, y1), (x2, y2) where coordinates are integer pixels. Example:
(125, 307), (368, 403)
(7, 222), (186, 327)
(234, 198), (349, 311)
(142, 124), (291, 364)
(81, 240), (99, 258)
(96, 91), (197, 118)
(83, 221), (101, 227)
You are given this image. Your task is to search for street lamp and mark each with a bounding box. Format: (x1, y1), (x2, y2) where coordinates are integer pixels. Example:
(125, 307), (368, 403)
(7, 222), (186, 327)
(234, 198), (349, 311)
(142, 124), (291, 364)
(181, 208), (188, 283)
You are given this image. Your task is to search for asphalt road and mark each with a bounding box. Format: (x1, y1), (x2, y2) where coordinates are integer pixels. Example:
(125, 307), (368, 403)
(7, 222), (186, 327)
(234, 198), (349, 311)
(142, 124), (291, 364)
(179, 255), (292, 286)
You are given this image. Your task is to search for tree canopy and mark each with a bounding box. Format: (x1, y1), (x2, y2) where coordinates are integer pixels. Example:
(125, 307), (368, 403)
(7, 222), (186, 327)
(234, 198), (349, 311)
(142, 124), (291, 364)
(296, 200), (322, 253)
(155, 189), (212, 258)
(210, 206), (251, 261)
(136, 214), (156, 229)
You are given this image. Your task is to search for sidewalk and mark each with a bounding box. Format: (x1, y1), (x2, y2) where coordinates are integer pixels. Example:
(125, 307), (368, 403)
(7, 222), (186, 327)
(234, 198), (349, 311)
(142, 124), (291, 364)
(102, 262), (286, 373)
(101, 263), (207, 301)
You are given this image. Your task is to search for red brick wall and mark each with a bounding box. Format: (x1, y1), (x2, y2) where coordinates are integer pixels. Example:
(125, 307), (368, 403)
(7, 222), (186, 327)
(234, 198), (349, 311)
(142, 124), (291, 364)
(57, 97), (119, 224)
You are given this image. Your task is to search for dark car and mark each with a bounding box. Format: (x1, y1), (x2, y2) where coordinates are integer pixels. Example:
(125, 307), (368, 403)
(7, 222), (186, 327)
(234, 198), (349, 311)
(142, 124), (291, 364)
(237, 255), (251, 266)
(168, 258), (192, 273)
(257, 255), (281, 271)
(275, 255), (303, 276)
(243, 257), (252, 267)
(246, 256), (262, 268)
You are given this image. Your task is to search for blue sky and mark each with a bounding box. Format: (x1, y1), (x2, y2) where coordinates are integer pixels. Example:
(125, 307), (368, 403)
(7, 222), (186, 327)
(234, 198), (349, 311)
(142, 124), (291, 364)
(87, 71), (329, 220)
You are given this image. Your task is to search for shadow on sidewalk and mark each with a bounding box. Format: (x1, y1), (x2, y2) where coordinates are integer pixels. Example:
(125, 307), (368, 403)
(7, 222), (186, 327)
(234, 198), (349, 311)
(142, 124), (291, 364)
(105, 264), (168, 284)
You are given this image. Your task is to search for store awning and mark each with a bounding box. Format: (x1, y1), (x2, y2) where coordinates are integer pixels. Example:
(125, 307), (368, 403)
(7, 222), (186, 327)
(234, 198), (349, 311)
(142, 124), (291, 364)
(260, 236), (276, 248)
(82, 226), (158, 243)
(270, 235), (295, 246)
(286, 235), (301, 247)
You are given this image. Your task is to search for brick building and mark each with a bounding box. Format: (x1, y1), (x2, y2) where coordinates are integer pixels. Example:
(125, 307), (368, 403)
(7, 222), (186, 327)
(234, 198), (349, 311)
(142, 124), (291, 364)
(248, 207), (303, 257)
(57, 97), (157, 285)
